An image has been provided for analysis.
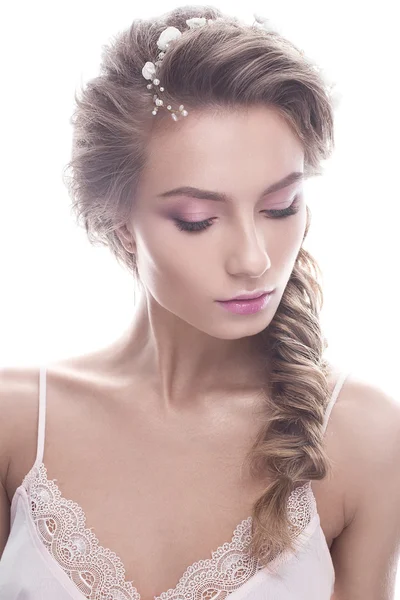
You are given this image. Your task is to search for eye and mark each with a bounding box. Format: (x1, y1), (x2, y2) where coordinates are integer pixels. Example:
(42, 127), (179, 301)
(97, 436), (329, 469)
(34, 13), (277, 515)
(173, 196), (301, 233)
(173, 218), (215, 232)
(263, 195), (301, 219)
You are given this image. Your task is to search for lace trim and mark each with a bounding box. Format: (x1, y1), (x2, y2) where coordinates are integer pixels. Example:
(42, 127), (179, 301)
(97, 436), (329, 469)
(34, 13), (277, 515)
(22, 462), (316, 600)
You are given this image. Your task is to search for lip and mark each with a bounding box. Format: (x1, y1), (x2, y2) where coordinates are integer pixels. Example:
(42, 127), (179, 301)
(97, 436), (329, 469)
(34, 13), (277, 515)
(216, 291), (273, 315)
(219, 289), (275, 302)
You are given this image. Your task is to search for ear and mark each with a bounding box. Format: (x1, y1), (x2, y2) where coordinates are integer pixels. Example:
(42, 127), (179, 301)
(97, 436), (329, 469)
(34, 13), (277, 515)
(116, 224), (136, 254)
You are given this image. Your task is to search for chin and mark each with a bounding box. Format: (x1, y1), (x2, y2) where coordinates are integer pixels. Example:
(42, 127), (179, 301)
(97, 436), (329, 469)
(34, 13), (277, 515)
(208, 319), (271, 341)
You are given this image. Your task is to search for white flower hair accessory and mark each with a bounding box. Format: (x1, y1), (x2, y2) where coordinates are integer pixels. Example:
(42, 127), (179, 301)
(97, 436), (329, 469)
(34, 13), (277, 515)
(253, 13), (280, 34)
(156, 26), (182, 51)
(141, 13), (277, 121)
(141, 17), (217, 121)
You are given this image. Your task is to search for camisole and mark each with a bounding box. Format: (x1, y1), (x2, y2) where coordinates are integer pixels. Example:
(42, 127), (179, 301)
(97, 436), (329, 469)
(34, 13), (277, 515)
(0, 366), (350, 599)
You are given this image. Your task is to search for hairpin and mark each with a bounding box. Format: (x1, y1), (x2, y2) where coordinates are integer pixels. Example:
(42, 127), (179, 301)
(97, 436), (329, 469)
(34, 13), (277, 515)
(141, 14), (278, 121)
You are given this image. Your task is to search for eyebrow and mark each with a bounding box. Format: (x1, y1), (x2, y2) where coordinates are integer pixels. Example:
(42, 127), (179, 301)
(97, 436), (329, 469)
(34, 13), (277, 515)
(157, 171), (305, 202)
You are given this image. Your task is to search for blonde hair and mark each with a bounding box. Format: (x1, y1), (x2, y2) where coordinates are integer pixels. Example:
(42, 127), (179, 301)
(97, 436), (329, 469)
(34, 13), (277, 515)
(63, 4), (336, 568)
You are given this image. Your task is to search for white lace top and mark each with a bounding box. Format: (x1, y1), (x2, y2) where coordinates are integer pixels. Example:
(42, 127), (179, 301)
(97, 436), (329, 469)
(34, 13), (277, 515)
(0, 367), (350, 600)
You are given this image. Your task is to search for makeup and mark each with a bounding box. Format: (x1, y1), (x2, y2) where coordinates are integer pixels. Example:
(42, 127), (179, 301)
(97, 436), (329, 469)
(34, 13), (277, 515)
(216, 291), (273, 315)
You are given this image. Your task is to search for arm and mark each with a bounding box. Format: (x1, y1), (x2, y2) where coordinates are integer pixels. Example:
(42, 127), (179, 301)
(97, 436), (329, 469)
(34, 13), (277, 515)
(0, 482), (10, 559)
(0, 369), (12, 557)
(331, 380), (400, 599)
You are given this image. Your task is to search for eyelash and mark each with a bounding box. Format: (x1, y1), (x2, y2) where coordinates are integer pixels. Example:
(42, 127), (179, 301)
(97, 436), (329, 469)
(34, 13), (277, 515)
(173, 196), (301, 233)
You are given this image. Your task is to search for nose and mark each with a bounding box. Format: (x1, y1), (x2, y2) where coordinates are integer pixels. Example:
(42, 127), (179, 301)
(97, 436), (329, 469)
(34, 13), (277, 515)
(225, 221), (271, 278)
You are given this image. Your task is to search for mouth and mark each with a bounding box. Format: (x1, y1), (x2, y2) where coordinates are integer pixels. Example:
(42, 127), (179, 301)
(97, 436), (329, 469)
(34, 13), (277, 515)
(215, 290), (274, 315)
(218, 289), (275, 302)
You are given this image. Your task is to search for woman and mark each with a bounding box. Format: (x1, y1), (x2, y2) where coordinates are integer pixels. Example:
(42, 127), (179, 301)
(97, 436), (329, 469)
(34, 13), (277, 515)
(0, 5), (399, 600)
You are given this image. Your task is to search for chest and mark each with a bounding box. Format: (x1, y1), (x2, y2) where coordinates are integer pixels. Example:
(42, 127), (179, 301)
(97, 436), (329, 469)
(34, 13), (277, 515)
(7, 377), (344, 600)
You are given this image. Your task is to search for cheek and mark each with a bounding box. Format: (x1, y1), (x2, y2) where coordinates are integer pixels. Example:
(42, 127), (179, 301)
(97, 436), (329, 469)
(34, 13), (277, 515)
(281, 210), (307, 266)
(266, 211), (306, 269)
(134, 225), (207, 294)
(293, 204), (308, 249)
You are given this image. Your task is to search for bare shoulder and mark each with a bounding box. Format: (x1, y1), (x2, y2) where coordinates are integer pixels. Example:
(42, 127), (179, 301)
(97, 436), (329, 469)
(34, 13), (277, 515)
(327, 369), (400, 522)
(0, 364), (45, 555)
(356, 371), (400, 459)
(338, 375), (400, 518)
(311, 366), (400, 549)
(0, 365), (43, 494)
(330, 371), (400, 467)
(324, 375), (400, 597)
(327, 374), (400, 600)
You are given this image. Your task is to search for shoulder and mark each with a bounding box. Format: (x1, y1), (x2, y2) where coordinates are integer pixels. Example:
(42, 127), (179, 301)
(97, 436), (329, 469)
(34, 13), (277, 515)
(328, 369), (400, 523)
(331, 370), (400, 467)
(0, 365), (43, 497)
(324, 371), (400, 597)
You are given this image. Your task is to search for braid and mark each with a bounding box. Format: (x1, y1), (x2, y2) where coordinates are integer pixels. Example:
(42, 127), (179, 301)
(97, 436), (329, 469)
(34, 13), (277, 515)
(244, 207), (333, 565)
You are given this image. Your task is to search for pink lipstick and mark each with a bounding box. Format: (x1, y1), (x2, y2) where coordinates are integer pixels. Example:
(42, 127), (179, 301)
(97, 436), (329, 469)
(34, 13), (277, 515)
(216, 290), (274, 315)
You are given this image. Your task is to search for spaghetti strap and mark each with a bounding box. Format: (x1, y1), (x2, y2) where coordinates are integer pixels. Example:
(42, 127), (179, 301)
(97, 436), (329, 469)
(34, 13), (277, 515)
(322, 370), (351, 434)
(35, 365), (47, 466)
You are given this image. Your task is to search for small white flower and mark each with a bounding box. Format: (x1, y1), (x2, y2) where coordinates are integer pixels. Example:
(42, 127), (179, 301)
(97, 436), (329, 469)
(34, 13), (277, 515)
(253, 13), (269, 25)
(142, 61), (156, 80)
(186, 17), (207, 29)
(253, 13), (278, 34)
(157, 26), (182, 51)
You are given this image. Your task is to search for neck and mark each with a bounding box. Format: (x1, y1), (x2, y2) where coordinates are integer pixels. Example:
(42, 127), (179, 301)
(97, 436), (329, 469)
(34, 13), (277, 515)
(104, 291), (269, 412)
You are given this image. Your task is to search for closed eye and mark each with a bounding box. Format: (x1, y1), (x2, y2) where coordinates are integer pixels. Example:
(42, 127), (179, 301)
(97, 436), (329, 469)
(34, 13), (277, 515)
(173, 195), (301, 233)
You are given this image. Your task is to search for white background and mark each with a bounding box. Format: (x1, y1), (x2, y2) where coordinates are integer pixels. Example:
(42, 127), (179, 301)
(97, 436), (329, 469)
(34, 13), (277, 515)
(1, 0), (399, 595)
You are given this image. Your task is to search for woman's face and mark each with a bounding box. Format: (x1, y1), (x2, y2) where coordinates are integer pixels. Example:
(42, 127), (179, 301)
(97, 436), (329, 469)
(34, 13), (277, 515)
(122, 105), (307, 340)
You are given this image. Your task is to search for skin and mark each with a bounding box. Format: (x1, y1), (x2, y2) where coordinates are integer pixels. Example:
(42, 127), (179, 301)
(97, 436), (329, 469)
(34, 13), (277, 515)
(116, 104), (307, 412)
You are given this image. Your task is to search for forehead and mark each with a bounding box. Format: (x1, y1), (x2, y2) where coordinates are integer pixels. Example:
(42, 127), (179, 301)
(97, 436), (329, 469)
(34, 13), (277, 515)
(141, 106), (305, 191)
